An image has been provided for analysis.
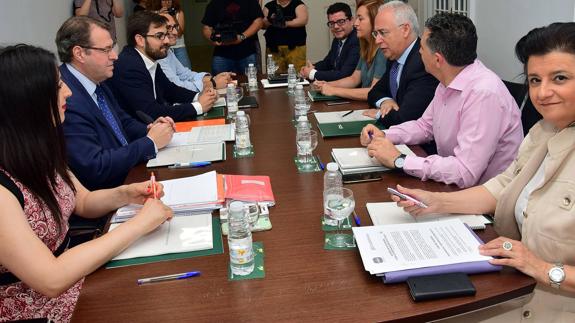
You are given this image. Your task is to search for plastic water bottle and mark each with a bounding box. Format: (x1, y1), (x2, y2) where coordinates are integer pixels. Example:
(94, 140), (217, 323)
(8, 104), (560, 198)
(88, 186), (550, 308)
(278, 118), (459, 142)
(226, 83), (238, 120)
(267, 54), (276, 78)
(323, 162), (342, 226)
(287, 63), (297, 95)
(234, 111), (251, 156)
(228, 201), (254, 276)
(294, 84), (308, 120)
(247, 63), (258, 91)
(295, 115), (310, 163)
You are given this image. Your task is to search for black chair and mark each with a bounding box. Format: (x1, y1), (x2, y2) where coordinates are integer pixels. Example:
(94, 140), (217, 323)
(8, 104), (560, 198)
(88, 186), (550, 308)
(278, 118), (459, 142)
(67, 214), (109, 248)
(503, 80), (542, 135)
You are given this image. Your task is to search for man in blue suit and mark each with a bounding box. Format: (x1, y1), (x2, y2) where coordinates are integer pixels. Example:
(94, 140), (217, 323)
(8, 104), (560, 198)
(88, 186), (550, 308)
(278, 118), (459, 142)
(108, 11), (217, 122)
(299, 2), (359, 82)
(56, 16), (175, 190)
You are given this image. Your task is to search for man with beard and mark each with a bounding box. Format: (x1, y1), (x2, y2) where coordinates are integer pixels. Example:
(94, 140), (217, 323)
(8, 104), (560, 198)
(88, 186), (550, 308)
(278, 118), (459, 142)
(56, 16), (175, 190)
(108, 11), (217, 121)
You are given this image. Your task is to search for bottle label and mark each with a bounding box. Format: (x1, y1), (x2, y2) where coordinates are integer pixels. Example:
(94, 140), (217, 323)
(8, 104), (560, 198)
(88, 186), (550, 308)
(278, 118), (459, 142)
(229, 238), (253, 264)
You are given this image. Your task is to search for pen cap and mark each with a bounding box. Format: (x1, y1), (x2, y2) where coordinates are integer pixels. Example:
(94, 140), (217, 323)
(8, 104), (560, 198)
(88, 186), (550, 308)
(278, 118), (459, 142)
(326, 162), (339, 172)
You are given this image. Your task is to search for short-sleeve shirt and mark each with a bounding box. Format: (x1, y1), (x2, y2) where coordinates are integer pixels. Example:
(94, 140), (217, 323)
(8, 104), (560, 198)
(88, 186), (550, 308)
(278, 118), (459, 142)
(202, 0), (264, 60)
(264, 0), (307, 50)
(74, 0), (118, 41)
(356, 48), (386, 88)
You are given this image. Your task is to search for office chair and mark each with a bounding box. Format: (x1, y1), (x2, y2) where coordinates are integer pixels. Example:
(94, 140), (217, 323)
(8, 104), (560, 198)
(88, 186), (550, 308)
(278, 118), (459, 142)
(503, 80), (542, 136)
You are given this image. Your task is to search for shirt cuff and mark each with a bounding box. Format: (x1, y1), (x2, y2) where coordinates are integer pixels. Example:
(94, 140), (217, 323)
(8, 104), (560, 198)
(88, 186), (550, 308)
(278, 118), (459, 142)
(192, 102), (203, 115)
(402, 155), (424, 178)
(375, 97), (392, 109)
(146, 135), (159, 154)
(309, 69), (317, 80)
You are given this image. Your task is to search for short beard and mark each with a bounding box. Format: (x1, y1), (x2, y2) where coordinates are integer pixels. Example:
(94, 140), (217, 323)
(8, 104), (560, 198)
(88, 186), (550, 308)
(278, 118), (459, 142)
(144, 39), (168, 61)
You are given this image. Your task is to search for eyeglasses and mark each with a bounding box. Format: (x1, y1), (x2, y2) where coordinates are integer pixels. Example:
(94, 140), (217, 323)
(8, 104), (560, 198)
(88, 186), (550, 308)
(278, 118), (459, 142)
(326, 18), (349, 28)
(371, 24), (407, 39)
(143, 32), (168, 40)
(81, 43), (116, 55)
(166, 24), (180, 32)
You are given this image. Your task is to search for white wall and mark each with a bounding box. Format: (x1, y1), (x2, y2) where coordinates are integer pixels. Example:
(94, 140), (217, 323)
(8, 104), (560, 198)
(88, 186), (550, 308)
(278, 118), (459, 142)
(473, 0), (575, 82)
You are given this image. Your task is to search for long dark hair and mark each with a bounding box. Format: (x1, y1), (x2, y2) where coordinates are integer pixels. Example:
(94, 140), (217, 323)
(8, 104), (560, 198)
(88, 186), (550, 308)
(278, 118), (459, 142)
(0, 44), (76, 233)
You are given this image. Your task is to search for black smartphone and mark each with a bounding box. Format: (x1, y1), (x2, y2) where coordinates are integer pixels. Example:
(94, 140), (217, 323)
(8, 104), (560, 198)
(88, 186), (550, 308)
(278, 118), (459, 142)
(342, 172), (383, 184)
(406, 272), (476, 302)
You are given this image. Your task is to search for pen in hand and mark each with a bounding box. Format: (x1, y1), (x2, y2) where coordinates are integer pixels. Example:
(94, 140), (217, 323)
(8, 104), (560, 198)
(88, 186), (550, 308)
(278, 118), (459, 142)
(137, 271), (201, 285)
(150, 172), (158, 199)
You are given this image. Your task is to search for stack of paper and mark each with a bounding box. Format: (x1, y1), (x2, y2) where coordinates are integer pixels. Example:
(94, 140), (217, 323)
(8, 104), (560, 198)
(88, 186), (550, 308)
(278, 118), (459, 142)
(167, 124), (234, 148)
(146, 142), (226, 168)
(222, 174), (275, 206)
(314, 110), (376, 137)
(331, 145), (414, 175)
(112, 171), (224, 223)
(367, 202), (492, 230)
(352, 219), (501, 283)
(110, 212), (213, 260)
(260, 78), (310, 89)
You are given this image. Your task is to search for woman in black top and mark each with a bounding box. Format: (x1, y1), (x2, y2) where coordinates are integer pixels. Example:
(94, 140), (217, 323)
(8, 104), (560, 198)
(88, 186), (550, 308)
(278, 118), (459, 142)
(263, 0), (308, 73)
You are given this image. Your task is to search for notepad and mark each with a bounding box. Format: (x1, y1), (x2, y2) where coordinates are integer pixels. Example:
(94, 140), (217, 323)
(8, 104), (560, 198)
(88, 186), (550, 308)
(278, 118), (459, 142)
(331, 145), (414, 175)
(167, 124), (234, 147)
(146, 142), (225, 168)
(307, 90), (342, 102)
(366, 202), (491, 230)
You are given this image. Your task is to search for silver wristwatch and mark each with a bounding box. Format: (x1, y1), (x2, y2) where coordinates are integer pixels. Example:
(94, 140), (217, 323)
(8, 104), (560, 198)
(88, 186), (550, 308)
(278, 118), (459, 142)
(548, 262), (565, 289)
(394, 154), (406, 170)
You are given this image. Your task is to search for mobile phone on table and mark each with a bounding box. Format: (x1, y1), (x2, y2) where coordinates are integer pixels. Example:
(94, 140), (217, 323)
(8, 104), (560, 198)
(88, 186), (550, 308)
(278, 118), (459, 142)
(387, 187), (428, 208)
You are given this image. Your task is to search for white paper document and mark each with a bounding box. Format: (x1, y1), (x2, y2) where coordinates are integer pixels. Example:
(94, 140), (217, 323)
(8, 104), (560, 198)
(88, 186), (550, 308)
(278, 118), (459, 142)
(367, 202), (491, 230)
(332, 145), (414, 171)
(147, 142), (225, 167)
(213, 96), (226, 107)
(110, 213), (213, 260)
(352, 219), (493, 275)
(314, 110), (374, 124)
(167, 124), (234, 147)
(260, 78), (310, 88)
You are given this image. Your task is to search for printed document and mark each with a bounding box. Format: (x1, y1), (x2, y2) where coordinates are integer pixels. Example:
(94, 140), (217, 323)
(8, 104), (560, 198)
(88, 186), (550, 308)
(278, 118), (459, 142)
(147, 142), (225, 167)
(167, 124), (234, 147)
(314, 110), (374, 124)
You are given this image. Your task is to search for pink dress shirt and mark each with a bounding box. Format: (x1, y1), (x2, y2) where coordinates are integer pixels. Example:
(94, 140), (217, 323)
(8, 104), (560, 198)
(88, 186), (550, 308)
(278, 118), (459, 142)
(385, 59), (523, 188)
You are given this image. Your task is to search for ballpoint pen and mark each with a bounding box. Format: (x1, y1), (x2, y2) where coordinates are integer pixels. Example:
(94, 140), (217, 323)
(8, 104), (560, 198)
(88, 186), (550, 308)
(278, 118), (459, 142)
(353, 211), (361, 226)
(325, 101), (351, 106)
(150, 172), (158, 199)
(368, 130), (374, 140)
(341, 110), (354, 118)
(137, 271), (201, 285)
(168, 162), (212, 169)
(315, 155), (325, 170)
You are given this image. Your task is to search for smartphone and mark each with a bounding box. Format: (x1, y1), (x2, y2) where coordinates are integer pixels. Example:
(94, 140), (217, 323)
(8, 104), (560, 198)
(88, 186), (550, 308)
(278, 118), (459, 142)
(387, 187), (428, 208)
(342, 172), (383, 184)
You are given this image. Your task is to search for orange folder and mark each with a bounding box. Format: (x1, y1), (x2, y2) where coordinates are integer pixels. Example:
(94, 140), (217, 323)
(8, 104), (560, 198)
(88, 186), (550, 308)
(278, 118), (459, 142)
(175, 118), (226, 132)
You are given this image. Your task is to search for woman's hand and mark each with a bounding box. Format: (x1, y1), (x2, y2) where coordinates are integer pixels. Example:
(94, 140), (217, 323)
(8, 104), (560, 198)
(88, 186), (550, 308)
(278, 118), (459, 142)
(391, 185), (442, 216)
(479, 237), (550, 283)
(320, 83), (336, 96)
(131, 198), (174, 234)
(121, 180), (165, 205)
(312, 80), (326, 91)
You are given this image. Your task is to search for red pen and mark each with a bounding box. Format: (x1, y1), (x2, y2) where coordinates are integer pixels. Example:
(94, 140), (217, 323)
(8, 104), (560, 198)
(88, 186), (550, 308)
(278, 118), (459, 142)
(150, 172), (158, 199)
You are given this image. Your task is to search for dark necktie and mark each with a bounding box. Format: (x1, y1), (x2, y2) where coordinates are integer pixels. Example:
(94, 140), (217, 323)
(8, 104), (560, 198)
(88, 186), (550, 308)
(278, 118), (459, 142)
(95, 86), (128, 146)
(334, 40), (344, 68)
(389, 61), (400, 100)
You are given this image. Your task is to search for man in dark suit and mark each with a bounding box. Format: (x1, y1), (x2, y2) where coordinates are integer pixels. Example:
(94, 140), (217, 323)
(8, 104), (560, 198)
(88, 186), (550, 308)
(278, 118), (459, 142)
(56, 16), (174, 190)
(108, 11), (217, 122)
(300, 2), (359, 82)
(366, 1), (438, 129)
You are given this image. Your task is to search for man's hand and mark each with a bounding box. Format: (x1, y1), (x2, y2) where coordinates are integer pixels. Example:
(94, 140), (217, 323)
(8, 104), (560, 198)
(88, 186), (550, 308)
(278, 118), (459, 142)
(360, 124), (385, 146)
(199, 88), (218, 112)
(379, 99), (400, 117)
(320, 83), (336, 96)
(213, 72), (235, 89)
(300, 60), (314, 79)
(147, 121), (174, 149)
(146, 116), (176, 132)
(366, 137), (401, 168)
(312, 80), (326, 91)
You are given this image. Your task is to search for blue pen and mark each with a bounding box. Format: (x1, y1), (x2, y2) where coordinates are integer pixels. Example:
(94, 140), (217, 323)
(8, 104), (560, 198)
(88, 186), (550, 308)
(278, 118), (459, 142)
(368, 130), (373, 140)
(315, 154), (325, 170)
(137, 271), (201, 285)
(353, 211), (361, 226)
(168, 161), (211, 169)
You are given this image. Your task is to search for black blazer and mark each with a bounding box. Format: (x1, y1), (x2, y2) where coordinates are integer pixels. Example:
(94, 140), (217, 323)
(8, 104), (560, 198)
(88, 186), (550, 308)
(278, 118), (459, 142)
(108, 46), (199, 121)
(61, 64), (155, 190)
(367, 39), (439, 128)
(313, 29), (360, 82)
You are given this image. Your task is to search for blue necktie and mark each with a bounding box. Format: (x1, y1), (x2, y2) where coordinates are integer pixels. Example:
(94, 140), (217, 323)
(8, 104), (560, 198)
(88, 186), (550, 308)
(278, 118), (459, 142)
(335, 40), (344, 68)
(95, 86), (128, 146)
(389, 61), (400, 100)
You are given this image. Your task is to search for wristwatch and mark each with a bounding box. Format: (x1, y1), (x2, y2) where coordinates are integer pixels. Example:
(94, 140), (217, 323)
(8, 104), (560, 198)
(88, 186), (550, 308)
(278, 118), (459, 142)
(239, 33), (246, 41)
(394, 154), (406, 170)
(548, 263), (565, 289)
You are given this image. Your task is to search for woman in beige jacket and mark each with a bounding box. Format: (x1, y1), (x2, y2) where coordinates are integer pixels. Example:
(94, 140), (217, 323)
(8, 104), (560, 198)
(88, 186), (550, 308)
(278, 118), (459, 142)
(391, 22), (575, 321)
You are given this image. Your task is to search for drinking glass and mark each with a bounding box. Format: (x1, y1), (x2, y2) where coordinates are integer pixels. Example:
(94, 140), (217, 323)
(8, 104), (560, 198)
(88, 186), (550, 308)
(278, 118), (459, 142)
(324, 187), (355, 248)
(296, 130), (318, 166)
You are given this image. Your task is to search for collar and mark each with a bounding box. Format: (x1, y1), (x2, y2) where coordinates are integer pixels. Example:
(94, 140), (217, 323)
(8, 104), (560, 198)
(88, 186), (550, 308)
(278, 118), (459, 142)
(66, 63), (98, 97)
(446, 59), (480, 91)
(397, 38), (417, 66)
(135, 47), (158, 74)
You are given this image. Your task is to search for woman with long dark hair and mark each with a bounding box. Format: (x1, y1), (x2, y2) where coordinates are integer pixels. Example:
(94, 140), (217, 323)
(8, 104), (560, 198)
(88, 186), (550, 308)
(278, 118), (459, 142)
(0, 45), (172, 322)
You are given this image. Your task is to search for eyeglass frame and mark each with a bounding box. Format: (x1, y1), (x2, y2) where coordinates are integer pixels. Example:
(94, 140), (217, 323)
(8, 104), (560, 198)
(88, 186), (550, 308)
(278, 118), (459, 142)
(371, 23), (407, 39)
(166, 23), (180, 32)
(80, 43), (116, 55)
(142, 32), (169, 41)
(326, 18), (350, 28)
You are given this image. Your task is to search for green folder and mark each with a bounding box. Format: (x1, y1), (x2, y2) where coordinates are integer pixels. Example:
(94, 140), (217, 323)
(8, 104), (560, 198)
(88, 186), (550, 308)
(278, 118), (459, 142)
(307, 90), (342, 102)
(197, 106), (225, 120)
(106, 217), (224, 269)
(317, 120), (379, 138)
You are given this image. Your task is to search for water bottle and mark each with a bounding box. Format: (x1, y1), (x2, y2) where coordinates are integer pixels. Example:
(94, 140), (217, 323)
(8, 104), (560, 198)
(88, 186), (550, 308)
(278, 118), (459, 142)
(226, 83), (238, 120)
(228, 201), (255, 276)
(287, 63), (297, 95)
(267, 54), (276, 78)
(294, 84), (308, 120)
(323, 162), (342, 226)
(295, 116), (310, 163)
(235, 111), (251, 156)
(247, 63), (258, 91)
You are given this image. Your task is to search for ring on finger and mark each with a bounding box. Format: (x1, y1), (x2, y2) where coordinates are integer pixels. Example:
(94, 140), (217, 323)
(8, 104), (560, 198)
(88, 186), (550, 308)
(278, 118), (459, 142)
(502, 241), (513, 251)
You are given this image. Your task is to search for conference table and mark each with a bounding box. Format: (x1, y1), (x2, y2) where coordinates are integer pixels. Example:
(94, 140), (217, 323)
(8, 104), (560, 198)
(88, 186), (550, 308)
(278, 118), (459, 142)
(71, 83), (535, 322)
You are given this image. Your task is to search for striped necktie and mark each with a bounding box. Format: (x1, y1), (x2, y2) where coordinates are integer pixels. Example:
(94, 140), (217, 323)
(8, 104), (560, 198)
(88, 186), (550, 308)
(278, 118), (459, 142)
(95, 86), (128, 146)
(389, 61), (400, 100)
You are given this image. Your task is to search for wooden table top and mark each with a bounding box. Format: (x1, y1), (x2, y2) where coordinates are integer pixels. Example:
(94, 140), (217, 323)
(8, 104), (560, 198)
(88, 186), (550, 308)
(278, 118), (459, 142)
(72, 84), (535, 322)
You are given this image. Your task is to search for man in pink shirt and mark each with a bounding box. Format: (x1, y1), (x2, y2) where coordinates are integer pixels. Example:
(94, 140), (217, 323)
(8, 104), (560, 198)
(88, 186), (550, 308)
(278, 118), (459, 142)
(360, 13), (523, 188)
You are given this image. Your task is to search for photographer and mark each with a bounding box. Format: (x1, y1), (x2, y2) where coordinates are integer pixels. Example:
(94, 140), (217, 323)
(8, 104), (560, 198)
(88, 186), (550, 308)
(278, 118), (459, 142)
(263, 0), (308, 73)
(202, 0), (264, 75)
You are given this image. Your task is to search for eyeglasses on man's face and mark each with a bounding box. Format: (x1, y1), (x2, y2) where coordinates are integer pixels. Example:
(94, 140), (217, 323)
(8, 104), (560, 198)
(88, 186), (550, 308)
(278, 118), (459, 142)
(144, 32), (168, 41)
(371, 24), (407, 39)
(327, 18), (349, 28)
(81, 43), (116, 55)
(166, 24), (179, 32)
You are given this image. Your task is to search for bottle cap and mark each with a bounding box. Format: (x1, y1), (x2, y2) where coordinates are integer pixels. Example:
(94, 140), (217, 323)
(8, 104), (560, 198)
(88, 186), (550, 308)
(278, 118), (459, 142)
(229, 201), (244, 213)
(237, 111), (245, 116)
(267, 54), (272, 57)
(249, 63), (254, 67)
(297, 116), (308, 122)
(227, 83), (235, 88)
(327, 162), (339, 171)
(288, 64), (294, 67)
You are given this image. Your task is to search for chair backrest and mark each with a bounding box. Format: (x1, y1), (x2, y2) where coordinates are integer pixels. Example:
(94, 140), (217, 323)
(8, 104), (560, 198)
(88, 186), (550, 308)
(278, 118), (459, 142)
(503, 80), (542, 136)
